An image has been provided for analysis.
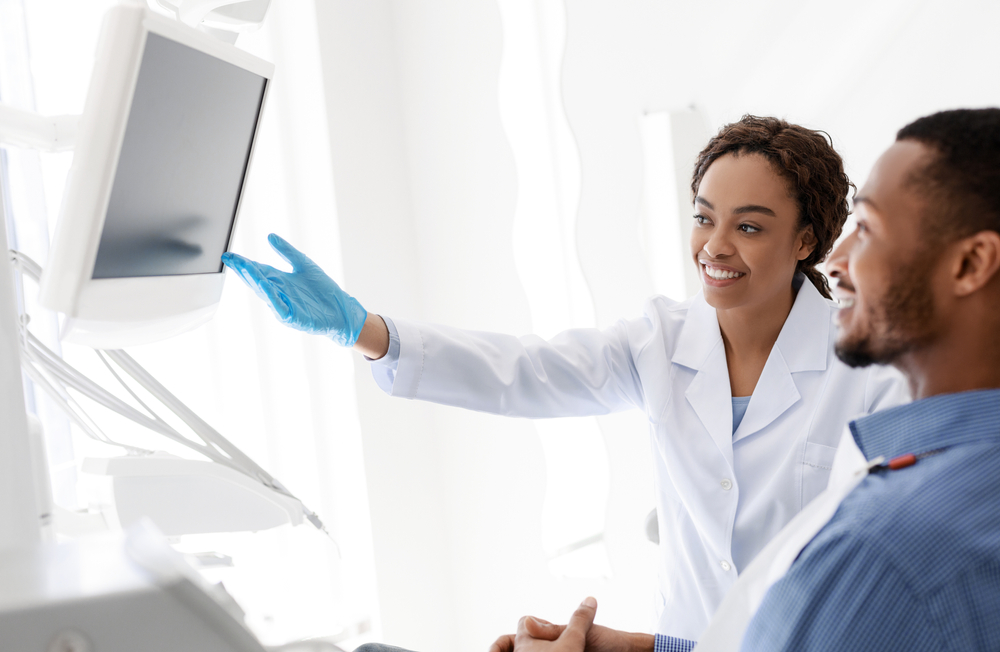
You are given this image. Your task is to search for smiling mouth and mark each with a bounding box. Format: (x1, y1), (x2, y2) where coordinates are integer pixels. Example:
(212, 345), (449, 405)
(701, 263), (746, 281)
(834, 282), (856, 309)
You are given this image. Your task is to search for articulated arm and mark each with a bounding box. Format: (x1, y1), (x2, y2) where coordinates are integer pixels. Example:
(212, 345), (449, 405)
(0, 102), (78, 152)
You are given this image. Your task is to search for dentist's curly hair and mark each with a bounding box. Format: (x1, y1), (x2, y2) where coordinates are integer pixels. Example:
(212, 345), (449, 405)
(691, 115), (853, 300)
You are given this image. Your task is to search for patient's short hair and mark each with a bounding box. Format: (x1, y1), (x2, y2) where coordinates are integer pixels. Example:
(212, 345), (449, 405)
(897, 108), (1000, 243)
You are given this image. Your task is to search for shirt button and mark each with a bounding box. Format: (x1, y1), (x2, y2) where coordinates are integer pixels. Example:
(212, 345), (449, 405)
(720, 560), (732, 572)
(720, 479), (733, 491)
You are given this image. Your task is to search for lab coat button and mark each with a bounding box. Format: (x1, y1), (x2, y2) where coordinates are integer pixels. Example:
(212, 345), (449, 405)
(720, 560), (732, 572)
(720, 479), (733, 490)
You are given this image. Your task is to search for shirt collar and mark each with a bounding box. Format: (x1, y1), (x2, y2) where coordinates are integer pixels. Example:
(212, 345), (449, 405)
(850, 388), (1000, 461)
(671, 274), (831, 373)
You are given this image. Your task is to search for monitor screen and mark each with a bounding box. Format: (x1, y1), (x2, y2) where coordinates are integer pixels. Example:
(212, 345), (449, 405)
(91, 32), (266, 279)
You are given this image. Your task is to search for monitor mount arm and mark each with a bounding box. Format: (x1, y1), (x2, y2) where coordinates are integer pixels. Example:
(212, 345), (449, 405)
(0, 1), (271, 148)
(0, 5), (272, 148)
(0, 102), (78, 152)
(154, 0), (272, 43)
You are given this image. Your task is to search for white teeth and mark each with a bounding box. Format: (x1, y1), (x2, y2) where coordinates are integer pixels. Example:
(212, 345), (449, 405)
(702, 264), (745, 281)
(839, 298), (855, 309)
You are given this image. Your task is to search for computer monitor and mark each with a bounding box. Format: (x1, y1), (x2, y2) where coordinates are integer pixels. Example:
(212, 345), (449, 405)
(39, 3), (272, 348)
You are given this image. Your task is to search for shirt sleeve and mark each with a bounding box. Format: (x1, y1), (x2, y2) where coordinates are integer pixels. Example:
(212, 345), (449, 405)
(740, 531), (944, 652)
(655, 634), (695, 652)
(367, 315), (648, 418)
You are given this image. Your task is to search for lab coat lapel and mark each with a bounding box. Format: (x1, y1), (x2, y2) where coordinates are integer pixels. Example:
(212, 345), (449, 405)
(733, 279), (830, 443)
(673, 293), (735, 467)
(732, 349), (798, 443)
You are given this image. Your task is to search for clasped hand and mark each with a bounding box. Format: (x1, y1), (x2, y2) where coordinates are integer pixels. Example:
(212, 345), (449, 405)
(490, 599), (651, 652)
(489, 598), (598, 652)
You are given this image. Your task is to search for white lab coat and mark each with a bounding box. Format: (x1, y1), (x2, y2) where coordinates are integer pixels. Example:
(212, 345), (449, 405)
(693, 428), (871, 652)
(372, 278), (907, 640)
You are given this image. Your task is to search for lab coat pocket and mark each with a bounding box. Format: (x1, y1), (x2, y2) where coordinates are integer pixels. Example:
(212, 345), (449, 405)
(801, 442), (838, 507)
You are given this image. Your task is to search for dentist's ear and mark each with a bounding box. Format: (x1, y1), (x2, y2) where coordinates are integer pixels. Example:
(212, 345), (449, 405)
(951, 230), (1000, 297)
(796, 225), (818, 261)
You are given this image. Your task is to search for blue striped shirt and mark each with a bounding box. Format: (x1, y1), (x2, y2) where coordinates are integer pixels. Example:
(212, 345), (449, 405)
(741, 388), (1000, 651)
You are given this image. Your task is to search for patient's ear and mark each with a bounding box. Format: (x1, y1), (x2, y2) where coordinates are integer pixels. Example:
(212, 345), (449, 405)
(951, 230), (1000, 297)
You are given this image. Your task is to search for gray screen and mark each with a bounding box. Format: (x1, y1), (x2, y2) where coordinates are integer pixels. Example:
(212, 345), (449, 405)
(91, 33), (266, 279)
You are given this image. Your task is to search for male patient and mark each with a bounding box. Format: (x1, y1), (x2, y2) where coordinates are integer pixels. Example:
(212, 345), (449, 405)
(734, 108), (1000, 651)
(489, 108), (1000, 652)
(357, 108), (1000, 652)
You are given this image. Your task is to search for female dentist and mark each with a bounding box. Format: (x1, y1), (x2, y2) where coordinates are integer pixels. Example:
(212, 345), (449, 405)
(223, 115), (906, 644)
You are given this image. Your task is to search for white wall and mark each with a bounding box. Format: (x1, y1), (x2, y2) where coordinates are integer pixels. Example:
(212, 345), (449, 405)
(312, 1), (1000, 651)
(314, 4), (601, 651)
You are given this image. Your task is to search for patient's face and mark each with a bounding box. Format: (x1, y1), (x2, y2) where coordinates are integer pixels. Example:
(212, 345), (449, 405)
(690, 153), (814, 312)
(828, 140), (940, 367)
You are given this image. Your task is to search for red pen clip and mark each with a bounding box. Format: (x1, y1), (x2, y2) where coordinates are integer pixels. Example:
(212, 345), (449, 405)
(868, 449), (946, 474)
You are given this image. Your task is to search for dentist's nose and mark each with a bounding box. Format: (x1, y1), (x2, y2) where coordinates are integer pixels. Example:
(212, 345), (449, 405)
(703, 229), (735, 259)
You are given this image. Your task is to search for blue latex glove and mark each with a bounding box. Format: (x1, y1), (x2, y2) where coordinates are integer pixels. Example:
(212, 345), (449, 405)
(221, 233), (367, 347)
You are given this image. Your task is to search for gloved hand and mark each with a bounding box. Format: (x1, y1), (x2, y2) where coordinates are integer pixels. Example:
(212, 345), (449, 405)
(221, 233), (367, 347)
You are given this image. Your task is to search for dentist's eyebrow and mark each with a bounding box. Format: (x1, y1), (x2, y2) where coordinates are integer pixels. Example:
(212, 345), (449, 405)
(695, 197), (776, 217)
(732, 204), (777, 217)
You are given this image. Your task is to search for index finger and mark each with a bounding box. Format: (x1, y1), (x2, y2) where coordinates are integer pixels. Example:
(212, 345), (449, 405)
(524, 617), (563, 641)
(559, 597), (597, 648)
(222, 253), (276, 286)
(222, 255), (292, 319)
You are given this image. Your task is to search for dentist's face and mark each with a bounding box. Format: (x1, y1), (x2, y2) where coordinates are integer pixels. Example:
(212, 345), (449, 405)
(691, 153), (815, 311)
(828, 140), (940, 367)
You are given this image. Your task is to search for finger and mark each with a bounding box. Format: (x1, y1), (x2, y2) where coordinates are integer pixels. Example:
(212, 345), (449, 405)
(488, 634), (515, 652)
(524, 617), (563, 641)
(221, 251), (261, 279)
(223, 255), (292, 319)
(223, 253), (275, 286)
(223, 253), (271, 289)
(268, 233), (316, 273)
(559, 598), (597, 648)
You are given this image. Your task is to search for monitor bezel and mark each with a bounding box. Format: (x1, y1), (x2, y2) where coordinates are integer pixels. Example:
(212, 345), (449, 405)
(39, 5), (273, 345)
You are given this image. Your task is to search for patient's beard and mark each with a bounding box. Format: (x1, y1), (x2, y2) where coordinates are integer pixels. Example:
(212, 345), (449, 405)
(835, 257), (936, 368)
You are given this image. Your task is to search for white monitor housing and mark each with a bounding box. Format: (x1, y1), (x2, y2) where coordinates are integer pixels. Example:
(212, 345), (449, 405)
(39, 3), (272, 348)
